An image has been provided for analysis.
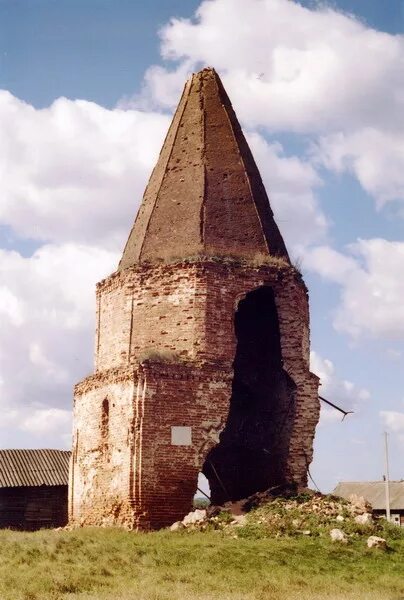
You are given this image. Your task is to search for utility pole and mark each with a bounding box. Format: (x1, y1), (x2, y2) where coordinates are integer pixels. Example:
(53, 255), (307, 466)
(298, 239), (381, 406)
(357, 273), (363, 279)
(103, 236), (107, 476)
(384, 431), (391, 522)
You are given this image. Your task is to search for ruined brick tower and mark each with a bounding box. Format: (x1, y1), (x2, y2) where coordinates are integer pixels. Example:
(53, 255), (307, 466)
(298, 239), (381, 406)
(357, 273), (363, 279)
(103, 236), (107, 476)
(69, 68), (320, 530)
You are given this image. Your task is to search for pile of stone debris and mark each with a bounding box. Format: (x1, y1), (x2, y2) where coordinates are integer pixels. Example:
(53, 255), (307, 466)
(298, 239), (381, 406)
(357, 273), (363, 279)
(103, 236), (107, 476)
(170, 489), (389, 549)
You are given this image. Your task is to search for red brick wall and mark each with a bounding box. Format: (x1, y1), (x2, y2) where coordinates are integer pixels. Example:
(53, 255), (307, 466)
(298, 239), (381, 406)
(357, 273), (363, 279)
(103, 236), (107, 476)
(70, 259), (319, 530)
(95, 264), (203, 371)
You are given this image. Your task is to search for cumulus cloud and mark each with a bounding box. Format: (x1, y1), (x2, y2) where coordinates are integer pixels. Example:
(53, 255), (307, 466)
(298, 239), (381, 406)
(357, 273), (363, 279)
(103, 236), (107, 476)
(246, 133), (326, 250)
(0, 243), (117, 447)
(2, 0), (402, 451)
(0, 91), (169, 250)
(380, 410), (404, 434)
(380, 409), (404, 448)
(0, 90), (325, 255)
(305, 239), (404, 340)
(311, 351), (370, 423)
(314, 128), (404, 207)
(131, 0), (404, 210)
(142, 0), (404, 132)
(0, 397), (72, 449)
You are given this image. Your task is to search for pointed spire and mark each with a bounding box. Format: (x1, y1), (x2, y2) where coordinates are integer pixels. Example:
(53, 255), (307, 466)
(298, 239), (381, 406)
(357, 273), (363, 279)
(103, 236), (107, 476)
(119, 68), (289, 270)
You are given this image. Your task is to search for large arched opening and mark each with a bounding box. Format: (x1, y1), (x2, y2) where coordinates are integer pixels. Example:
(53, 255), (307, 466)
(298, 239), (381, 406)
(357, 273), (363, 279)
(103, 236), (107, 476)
(203, 286), (296, 505)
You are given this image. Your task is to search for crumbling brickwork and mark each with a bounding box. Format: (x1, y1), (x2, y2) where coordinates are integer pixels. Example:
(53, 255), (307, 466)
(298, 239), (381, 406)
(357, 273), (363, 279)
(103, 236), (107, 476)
(69, 68), (320, 530)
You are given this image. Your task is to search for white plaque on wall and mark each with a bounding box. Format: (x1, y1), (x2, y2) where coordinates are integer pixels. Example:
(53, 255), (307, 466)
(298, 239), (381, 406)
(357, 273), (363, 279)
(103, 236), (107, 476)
(171, 426), (192, 446)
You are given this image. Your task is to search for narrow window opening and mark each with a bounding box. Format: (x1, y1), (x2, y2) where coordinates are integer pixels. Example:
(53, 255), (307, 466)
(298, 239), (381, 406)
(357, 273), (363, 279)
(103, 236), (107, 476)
(101, 397), (109, 445)
(203, 286), (296, 505)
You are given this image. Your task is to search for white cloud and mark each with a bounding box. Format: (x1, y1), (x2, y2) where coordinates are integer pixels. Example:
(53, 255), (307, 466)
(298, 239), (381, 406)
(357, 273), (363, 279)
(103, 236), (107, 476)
(0, 91), (170, 250)
(380, 409), (404, 453)
(380, 410), (404, 433)
(314, 128), (404, 207)
(246, 133), (327, 250)
(0, 286), (24, 326)
(1, 0), (402, 450)
(0, 243), (117, 445)
(142, 0), (404, 133)
(0, 400), (72, 449)
(303, 244), (357, 283)
(305, 239), (404, 340)
(133, 0), (404, 210)
(311, 351), (370, 423)
(20, 407), (71, 438)
(0, 90), (325, 255)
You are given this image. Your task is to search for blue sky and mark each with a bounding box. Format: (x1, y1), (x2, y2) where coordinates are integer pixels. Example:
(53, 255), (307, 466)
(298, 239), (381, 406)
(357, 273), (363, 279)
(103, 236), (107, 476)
(0, 0), (403, 493)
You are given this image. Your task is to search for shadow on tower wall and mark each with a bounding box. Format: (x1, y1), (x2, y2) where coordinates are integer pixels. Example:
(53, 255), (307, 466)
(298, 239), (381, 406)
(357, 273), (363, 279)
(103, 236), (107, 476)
(203, 286), (297, 505)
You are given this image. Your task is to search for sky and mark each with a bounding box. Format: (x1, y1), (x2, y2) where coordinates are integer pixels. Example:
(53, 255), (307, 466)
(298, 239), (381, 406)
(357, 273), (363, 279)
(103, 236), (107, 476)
(0, 0), (403, 493)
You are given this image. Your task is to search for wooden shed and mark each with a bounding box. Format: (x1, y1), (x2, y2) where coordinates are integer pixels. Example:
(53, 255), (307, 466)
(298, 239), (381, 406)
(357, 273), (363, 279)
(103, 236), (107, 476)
(0, 449), (70, 530)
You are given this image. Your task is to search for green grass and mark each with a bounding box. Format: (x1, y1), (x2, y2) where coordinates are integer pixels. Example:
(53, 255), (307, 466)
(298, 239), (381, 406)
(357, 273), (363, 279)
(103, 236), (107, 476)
(0, 527), (404, 600)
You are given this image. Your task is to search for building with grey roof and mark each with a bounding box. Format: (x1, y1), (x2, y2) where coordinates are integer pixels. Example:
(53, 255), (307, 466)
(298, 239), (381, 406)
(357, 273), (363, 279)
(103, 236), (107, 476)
(334, 481), (404, 527)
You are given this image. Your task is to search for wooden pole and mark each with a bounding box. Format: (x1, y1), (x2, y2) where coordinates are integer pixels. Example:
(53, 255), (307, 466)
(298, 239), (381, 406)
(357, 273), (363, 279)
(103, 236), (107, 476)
(384, 431), (391, 522)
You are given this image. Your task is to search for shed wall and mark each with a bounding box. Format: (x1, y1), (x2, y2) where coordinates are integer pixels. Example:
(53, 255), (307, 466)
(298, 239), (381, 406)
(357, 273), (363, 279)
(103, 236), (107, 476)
(0, 485), (68, 530)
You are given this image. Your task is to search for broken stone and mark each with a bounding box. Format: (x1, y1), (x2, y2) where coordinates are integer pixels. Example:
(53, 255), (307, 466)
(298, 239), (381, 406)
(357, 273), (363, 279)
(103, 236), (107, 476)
(336, 515), (344, 522)
(355, 513), (373, 525)
(182, 509), (206, 526)
(231, 514), (247, 527)
(348, 494), (372, 514)
(302, 530), (311, 536)
(330, 528), (348, 543)
(170, 521), (184, 531)
(367, 536), (387, 550)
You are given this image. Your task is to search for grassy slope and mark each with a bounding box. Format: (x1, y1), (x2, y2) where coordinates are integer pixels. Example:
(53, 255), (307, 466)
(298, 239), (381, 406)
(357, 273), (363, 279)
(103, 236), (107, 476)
(0, 528), (404, 600)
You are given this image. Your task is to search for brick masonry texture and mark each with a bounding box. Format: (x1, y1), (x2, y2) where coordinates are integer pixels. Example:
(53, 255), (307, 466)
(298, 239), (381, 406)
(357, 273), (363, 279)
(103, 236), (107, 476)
(118, 68), (289, 269)
(69, 68), (320, 530)
(70, 260), (319, 529)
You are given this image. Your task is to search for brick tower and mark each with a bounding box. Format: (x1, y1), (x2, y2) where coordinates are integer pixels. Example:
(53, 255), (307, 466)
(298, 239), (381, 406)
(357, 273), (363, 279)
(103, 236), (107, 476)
(69, 68), (320, 530)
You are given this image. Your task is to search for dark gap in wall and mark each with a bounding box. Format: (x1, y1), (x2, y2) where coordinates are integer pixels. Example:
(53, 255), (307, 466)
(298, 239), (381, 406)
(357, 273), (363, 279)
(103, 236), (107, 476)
(203, 286), (296, 505)
(101, 397), (110, 448)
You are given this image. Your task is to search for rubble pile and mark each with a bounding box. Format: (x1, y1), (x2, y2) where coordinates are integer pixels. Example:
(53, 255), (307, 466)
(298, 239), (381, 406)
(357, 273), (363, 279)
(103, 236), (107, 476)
(169, 491), (393, 548)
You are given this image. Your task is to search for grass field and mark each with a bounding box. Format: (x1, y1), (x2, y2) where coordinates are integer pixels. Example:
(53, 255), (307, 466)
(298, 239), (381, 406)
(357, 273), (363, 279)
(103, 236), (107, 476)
(1, 527), (404, 600)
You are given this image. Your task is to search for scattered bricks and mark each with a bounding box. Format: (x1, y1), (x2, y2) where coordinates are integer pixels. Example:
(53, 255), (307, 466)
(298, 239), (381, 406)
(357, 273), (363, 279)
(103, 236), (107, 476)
(367, 536), (387, 550)
(330, 529), (348, 543)
(355, 513), (373, 525)
(170, 521), (184, 531)
(348, 494), (373, 515)
(182, 509), (207, 526)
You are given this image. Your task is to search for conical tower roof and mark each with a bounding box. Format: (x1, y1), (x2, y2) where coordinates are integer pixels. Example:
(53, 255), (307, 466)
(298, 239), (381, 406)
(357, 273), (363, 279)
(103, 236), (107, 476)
(119, 68), (289, 270)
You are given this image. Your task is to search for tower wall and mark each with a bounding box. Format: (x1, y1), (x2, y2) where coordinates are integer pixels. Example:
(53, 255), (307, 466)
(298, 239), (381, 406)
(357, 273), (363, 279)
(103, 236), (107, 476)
(70, 363), (232, 530)
(70, 260), (319, 529)
(95, 264), (204, 371)
(69, 67), (320, 531)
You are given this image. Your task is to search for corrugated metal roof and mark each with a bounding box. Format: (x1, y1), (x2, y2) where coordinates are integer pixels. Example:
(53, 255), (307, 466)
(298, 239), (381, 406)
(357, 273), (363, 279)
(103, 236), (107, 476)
(0, 449), (71, 488)
(334, 481), (404, 511)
